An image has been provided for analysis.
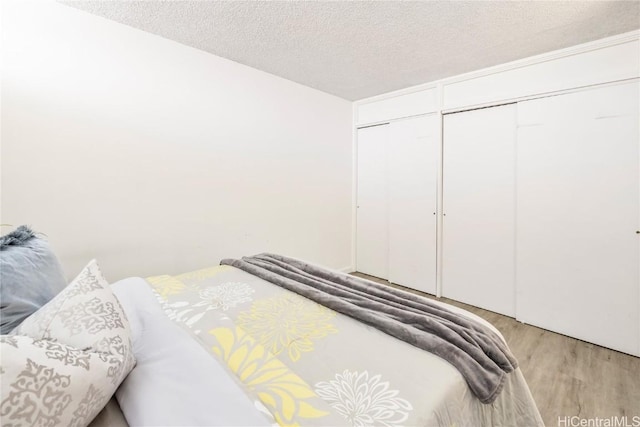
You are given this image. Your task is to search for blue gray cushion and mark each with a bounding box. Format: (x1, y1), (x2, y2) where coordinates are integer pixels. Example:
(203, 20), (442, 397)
(0, 226), (67, 333)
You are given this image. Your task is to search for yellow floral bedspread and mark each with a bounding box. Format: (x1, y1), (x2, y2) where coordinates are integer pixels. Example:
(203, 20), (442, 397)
(147, 265), (543, 427)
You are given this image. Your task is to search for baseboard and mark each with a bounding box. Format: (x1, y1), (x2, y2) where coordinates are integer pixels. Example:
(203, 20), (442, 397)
(339, 265), (355, 273)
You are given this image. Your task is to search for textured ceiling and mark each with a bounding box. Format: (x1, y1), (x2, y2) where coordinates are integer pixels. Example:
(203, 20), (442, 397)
(61, 1), (640, 101)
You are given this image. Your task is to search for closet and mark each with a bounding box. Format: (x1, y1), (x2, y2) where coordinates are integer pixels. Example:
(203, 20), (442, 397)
(355, 35), (639, 355)
(356, 123), (389, 280)
(442, 104), (517, 317)
(440, 82), (639, 355)
(516, 82), (639, 356)
(356, 114), (438, 294)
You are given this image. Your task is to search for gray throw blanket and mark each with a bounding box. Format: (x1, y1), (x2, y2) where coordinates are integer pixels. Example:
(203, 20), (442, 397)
(221, 253), (518, 404)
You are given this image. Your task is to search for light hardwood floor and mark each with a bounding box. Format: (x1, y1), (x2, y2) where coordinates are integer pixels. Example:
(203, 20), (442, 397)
(352, 272), (640, 427)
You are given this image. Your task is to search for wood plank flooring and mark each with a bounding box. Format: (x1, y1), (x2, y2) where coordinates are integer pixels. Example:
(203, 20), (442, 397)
(352, 272), (640, 427)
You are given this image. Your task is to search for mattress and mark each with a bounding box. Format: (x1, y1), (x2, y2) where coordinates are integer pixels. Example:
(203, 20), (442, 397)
(110, 264), (543, 427)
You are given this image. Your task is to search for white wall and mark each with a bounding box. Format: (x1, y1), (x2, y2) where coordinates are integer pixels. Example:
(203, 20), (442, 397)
(0, 0), (353, 281)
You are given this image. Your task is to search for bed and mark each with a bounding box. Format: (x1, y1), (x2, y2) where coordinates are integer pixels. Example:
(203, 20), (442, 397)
(0, 227), (542, 427)
(108, 254), (543, 427)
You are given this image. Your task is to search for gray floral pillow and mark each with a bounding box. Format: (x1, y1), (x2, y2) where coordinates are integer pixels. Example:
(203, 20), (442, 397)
(0, 260), (136, 427)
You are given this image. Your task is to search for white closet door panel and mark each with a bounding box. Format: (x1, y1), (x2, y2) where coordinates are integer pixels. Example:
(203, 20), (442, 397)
(517, 82), (639, 356)
(442, 104), (517, 316)
(356, 124), (389, 279)
(388, 115), (438, 294)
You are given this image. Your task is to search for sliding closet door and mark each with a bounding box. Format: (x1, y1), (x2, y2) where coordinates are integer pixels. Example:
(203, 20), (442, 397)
(517, 82), (639, 356)
(442, 104), (517, 316)
(356, 124), (389, 279)
(388, 115), (438, 294)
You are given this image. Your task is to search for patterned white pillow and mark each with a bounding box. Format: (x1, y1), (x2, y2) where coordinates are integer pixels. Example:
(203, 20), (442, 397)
(0, 260), (135, 427)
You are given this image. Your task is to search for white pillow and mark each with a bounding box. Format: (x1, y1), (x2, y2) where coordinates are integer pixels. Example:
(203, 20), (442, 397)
(0, 260), (135, 427)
